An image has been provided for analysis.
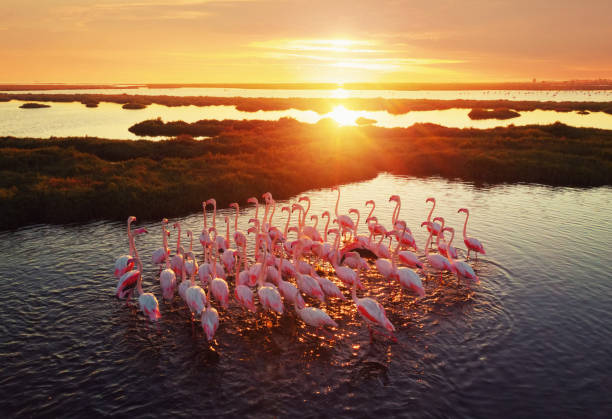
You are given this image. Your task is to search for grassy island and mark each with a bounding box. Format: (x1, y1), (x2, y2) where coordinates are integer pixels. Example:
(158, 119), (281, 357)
(468, 108), (521, 120)
(0, 119), (610, 229)
(19, 102), (51, 109)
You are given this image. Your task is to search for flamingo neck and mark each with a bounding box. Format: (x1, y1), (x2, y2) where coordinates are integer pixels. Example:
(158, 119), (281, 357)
(351, 269), (358, 303)
(203, 205), (208, 230)
(424, 229), (433, 257)
(212, 203), (216, 228)
(427, 200), (435, 223)
(334, 189), (340, 217)
(189, 234), (193, 252)
(226, 219), (230, 242)
(392, 201), (401, 225)
(133, 236), (144, 295)
(127, 218), (134, 256)
(436, 220), (445, 247)
(367, 202), (375, 222)
(162, 225), (168, 249)
(262, 201), (270, 229)
(302, 199), (310, 224)
(462, 211), (469, 240)
(323, 215), (330, 242)
(234, 206), (239, 231)
(176, 226), (181, 253)
(269, 201), (276, 228)
(283, 211), (291, 239)
(446, 229), (455, 263)
(353, 211), (360, 236)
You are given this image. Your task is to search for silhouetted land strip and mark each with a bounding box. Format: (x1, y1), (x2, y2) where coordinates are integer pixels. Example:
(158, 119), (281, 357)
(1, 92), (611, 115)
(1, 120), (610, 229)
(122, 103), (147, 110)
(468, 108), (521, 120)
(19, 102), (51, 109)
(1, 80), (611, 91)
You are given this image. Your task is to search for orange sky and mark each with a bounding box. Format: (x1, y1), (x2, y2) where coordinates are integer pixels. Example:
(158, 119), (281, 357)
(1, 0), (611, 84)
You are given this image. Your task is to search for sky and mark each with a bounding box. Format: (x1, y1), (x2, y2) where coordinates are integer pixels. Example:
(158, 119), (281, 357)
(1, 0), (611, 84)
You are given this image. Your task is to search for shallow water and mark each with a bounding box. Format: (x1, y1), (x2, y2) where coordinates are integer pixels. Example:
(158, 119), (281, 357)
(3, 87), (612, 101)
(1, 173), (611, 417)
(2, 100), (611, 140)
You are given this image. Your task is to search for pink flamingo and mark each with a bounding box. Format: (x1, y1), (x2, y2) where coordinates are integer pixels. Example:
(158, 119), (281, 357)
(229, 202), (247, 249)
(114, 216), (136, 277)
(256, 235), (284, 314)
(201, 287), (219, 341)
(151, 218), (170, 266)
(199, 201), (212, 260)
(209, 232), (230, 308)
(392, 224), (424, 297)
(421, 221), (454, 278)
(458, 208), (486, 259)
(433, 217), (458, 260)
(170, 222), (184, 277)
(273, 244), (306, 309)
(351, 266), (395, 341)
(425, 198), (442, 240)
(444, 227), (479, 283)
(293, 241), (325, 302)
(328, 228), (364, 290)
(392, 220), (418, 252)
(115, 226), (147, 300)
(185, 251), (208, 318)
(247, 196), (260, 232)
(184, 230), (198, 277)
(332, 186), (355, 239)
(389, 195), (401, 226)
(159, 247), (176, 301)
(206, 198), (228, 252)
(221, 216), (238, 273)
(293, 296), (338, 329)
(131, 229), (161, 321)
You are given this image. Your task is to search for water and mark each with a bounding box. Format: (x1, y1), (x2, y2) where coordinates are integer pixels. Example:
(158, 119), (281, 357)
(3, 87), (612, 101)
(1, 173), (611, 417)
(2, 100), (611, 140)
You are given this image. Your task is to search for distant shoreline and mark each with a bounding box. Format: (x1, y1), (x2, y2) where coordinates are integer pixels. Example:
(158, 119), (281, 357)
(1, 92), (611, 115)
(1, 80), (612, 91)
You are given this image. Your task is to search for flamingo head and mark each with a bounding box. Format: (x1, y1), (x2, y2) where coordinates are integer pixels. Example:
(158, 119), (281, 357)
(331, 186), (338, 192)
(281, 206), (290, 214)
(310, 214), (317, 222)
(366, 216), (377, 224)
(247, 197), (258, 205)
(262, 192), (272, 201)
(458, 208), (469, 214)
(229, 202), (238, 209)
(443, 226), (454, 234)
(365, 199), (375, 206)
(248, 218), (259, 227)
(426, 197), (435, 204)
(288, 226), (299, 234)
(291, 203), (303, 213)
(247, 226), (257, 235)
(162, 218), (168, 225)
(421, 221), (432, 228)
(433, 216), (445, 226)
(349, 208), (359, 216)
(173, 222), (180, 229)
(208, 227), (217, 235)
(202, 201), (207, 208)
(206, 198), (216, 207)
(224, 216), (230, 224)
(322, 210), (330, 218)
(389, 195), (400, 203)
(298, 196), (310, 204)
(128, 216), (137, 224)
(132, 227), (148, 236)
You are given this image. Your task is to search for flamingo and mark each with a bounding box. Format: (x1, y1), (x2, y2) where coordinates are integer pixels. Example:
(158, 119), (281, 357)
(391, 224), (424, 297)
(256, 234), (284, 314)
(425, 198), (442, 240)
(328, 228), (364, 290)
(201, 286), (219, 341)
(293, 296), (338, 329)
(131, 229), (161, 322)
(115, 226), (147, 300)
(184, 230), (198, 277)
(185, 251), (208, 318)
(209, 235), (230, 309)
(151, 218), (170, 266)
(114, 216), (136, 277)
(170, 222), (184, 277)
(458, 208), (486, 259)
(392, 220), (418, 252)
(247, 196), (260, 232)
(229, 202), (247, 249)
(221, 216), (238, 274)
(199, 201), (212, 261)
(273, 244), (306, 309)
(433, 217), (458, 260)
(444, 227), (479, 283)
(332, 186), (355, 239)
(206, 198), (228, 252)
(293, 241), (325, 302)
(303, 214), (323, 242)
(421, 221), (454, 278)
(159, 247), (177, 301)
(351, 266), (395, 341)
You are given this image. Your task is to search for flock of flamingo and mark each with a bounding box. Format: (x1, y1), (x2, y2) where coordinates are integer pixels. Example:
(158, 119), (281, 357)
(114, 186), (486, 342)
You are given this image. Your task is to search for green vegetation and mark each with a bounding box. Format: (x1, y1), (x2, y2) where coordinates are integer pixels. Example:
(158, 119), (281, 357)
(122, 103), (147, 110)
(19, 102), (51, 109)
(1, 92), (611, 115)
(1, 119), (610, 229)
(468, 108), (521, 120)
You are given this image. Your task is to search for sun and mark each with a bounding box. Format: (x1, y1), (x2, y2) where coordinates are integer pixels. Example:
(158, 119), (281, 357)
(326, 105), (358, 126)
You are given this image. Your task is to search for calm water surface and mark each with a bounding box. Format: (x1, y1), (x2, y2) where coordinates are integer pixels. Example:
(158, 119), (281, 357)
(2, 100), (611, 140)
(1, 174), (611, 417)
